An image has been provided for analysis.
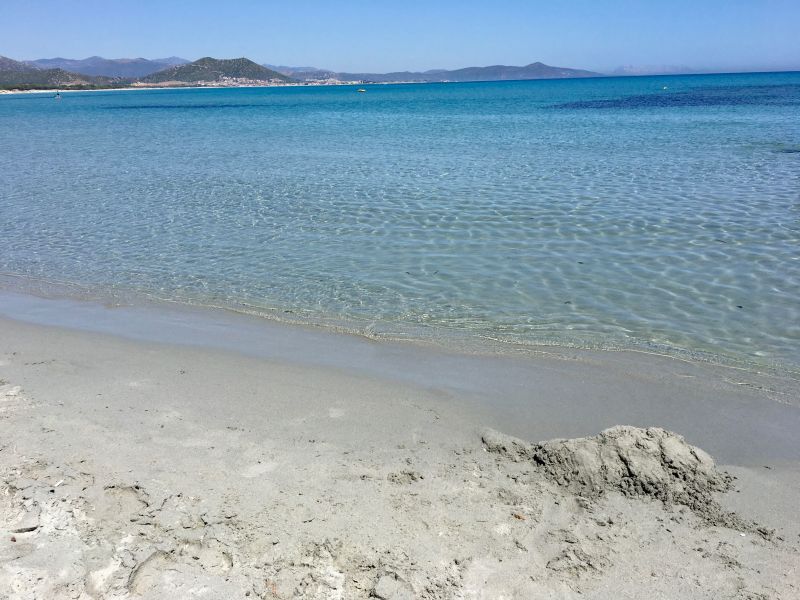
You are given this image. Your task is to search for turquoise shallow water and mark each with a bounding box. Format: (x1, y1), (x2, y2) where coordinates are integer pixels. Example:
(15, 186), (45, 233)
(1, 73), (799, 369)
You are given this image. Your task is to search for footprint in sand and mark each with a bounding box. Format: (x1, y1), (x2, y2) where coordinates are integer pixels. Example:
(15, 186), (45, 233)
(93, 485), (149, 522)
(127, 543), (234, 596)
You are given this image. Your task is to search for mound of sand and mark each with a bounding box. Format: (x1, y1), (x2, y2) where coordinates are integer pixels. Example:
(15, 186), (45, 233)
(482, 425), (763, 533)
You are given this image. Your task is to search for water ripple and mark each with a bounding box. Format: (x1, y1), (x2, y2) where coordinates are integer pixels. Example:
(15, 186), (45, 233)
(1, 74), (799, 370)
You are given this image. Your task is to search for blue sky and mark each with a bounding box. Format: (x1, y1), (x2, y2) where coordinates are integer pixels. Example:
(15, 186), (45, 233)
(3, 0), (799, 73)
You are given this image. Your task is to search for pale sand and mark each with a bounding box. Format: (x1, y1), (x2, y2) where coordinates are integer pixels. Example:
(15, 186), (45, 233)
(1, 309), (798, 599)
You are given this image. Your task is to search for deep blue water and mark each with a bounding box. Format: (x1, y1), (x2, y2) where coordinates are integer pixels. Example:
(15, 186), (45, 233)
(1, 73), (799, 369)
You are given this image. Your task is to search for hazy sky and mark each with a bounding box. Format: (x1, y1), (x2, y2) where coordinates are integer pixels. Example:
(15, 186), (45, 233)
(3, 0), (799, 73)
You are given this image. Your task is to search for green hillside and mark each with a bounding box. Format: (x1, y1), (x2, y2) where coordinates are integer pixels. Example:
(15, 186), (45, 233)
(141, 57), (292, 83)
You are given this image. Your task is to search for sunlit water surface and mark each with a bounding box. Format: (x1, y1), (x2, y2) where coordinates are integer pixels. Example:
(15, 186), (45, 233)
(1, 73), (798, 370)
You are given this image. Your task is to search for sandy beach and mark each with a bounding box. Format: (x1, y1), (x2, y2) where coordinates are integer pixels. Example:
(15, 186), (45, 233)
(1, 296), (798, 599)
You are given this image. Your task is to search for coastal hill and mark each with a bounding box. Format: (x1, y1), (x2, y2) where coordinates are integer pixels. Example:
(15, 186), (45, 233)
(0, 55), (114, 89)
(274, 61), (601, 82)
(140, 57), (292, 84)
(29, 56), (189, 78)
(442, 61), (600, 81)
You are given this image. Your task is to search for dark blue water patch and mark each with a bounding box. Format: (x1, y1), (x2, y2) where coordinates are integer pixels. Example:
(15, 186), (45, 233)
(551, 84), (800, 110)
(774, 147), (800, 154)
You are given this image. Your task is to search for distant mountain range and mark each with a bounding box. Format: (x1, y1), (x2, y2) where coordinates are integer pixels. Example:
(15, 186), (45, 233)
(0, 56), (604, 90)
(2, 55), (796, 91)
(28, 56), (189, 78)
(139, 57), (290, 84)
(270, 61), (601, 82)
(0, 56), (115, 89)
(4, 55), (712, 91)
(0, 56), (32, 72)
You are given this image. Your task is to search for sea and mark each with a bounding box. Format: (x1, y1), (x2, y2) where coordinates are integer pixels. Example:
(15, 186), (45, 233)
(1, 73), (798, 373)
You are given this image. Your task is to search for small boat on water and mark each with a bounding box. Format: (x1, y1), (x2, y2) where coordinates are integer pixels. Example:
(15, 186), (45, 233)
(357, 88), (366, 93)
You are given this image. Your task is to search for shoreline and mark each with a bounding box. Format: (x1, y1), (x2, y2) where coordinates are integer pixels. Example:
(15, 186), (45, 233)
(0, 81), (411, 96)
(1, 304), (798, 597)
(2, 69), (800, 96)
(1, 286), (798, 465)
(1, 272), (796, 383)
